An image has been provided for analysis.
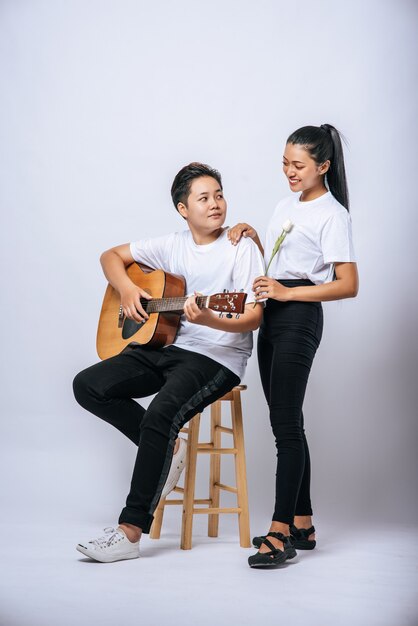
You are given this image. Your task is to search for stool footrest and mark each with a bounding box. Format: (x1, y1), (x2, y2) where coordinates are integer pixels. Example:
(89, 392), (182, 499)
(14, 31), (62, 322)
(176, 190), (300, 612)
(197, 445), (237, 454)
(215, 482), (238, 494)
(193, 507), (241, 515)
(164, 498), (211, 505)
(215, 426), (234, 435)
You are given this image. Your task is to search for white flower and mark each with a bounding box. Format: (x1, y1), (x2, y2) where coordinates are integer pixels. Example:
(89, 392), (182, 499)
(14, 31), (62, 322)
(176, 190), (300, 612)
(253, 218), (294, 306)
(282, 219), (293, 233)
(265, 218), (293, 274)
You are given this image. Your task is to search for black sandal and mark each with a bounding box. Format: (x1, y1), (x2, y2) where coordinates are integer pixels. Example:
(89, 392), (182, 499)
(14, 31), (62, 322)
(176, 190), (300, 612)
(248, 532), (297, 568)
(252, 525), (316, 551)
(289, 524), (316, 550)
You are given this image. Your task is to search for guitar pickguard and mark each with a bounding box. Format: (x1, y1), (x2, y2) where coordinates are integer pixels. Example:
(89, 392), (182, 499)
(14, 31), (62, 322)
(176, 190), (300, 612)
(122, 318), (146, 340)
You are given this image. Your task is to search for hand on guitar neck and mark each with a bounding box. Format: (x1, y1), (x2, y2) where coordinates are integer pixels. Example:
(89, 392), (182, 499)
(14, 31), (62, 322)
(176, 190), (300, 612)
(183, 292), (214, 327)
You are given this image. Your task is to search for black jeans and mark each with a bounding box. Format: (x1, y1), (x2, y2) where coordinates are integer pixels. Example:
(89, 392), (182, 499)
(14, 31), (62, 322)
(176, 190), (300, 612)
(73, 345), (239, 532)
(257, 279), (323, 525)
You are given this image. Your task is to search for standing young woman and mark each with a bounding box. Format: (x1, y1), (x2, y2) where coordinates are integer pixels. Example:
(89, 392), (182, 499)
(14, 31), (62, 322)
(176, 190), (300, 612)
(228, 124), (359, 568)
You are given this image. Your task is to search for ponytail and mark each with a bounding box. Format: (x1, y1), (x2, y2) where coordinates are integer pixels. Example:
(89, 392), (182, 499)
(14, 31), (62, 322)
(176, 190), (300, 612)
(287, 124), (350, 211)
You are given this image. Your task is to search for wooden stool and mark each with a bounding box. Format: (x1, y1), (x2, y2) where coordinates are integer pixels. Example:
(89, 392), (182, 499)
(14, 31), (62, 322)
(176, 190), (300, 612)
(150, 385), (250, 549)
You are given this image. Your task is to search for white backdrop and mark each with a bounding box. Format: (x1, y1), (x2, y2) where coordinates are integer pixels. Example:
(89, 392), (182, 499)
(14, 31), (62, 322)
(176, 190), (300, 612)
(1, 0), (417, 533)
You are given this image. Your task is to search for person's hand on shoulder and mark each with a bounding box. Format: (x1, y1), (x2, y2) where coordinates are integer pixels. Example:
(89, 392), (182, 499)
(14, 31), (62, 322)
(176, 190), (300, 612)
(227, 223), (258, 246)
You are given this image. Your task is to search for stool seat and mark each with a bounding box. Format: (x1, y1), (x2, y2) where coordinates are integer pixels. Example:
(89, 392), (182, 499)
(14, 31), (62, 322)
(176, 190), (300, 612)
(150, 385), (250, 549)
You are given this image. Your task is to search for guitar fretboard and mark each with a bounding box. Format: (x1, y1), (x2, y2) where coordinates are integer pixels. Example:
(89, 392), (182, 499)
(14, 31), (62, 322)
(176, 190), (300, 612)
(139, 296), (207, 313)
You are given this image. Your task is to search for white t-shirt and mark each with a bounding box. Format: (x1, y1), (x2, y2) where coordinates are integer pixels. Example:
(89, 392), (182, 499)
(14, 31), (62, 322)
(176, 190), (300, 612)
(130, 229), (265, 378)
(264, 191), (356, 284)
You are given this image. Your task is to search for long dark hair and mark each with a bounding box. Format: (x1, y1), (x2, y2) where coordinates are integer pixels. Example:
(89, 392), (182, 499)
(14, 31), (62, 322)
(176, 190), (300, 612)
(287, 124), (349, 211)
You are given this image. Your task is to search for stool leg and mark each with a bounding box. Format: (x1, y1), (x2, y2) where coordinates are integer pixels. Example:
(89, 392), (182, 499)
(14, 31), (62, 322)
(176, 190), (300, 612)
(208, 400), (221, 537)
(181, 413), (200, 550)
(149, 498), (165, 539)
(231, 389), (251, 547)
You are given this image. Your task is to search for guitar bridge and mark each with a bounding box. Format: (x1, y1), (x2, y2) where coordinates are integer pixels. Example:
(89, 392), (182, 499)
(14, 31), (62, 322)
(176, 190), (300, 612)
(118, 305), (124, 328)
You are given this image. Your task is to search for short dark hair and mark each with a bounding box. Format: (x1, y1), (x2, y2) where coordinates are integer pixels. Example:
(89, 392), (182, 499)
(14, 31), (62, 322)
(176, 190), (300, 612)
(171, 162), (223, 210)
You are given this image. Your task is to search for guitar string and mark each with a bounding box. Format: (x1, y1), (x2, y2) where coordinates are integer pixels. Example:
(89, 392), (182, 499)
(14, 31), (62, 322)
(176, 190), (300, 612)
(139, 296), (206, 312)
(137, 296), (240, 304)
(134, 295), (242, 313)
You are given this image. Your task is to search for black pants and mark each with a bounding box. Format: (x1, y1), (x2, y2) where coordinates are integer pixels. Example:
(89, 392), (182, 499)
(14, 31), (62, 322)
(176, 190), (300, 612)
(257, 279), (323, 525)
(73, 345), (239, 533)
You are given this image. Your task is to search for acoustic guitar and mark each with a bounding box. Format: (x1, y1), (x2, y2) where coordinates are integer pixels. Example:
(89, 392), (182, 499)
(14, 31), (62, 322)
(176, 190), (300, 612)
(96, 263), (247, 359)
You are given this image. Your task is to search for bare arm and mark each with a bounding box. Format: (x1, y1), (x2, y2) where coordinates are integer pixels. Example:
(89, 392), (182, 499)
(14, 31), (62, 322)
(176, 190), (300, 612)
(227, 223), (264, 256)
(253, 262), (359, 303)
(100, 244), (152, 322)
(184, 297), (263, 332)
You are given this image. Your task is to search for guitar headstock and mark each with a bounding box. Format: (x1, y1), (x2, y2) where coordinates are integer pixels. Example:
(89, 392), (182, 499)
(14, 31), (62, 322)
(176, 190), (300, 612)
(207, 291), (247, 315)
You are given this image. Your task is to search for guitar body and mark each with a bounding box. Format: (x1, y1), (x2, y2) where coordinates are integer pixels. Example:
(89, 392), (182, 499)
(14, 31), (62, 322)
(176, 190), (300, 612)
(97, 264), (186, 360)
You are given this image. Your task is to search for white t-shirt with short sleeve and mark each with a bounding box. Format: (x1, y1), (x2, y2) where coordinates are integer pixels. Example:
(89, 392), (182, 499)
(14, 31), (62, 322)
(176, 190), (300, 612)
(129, 228), (265, 378)
(264, 191), (356, 284)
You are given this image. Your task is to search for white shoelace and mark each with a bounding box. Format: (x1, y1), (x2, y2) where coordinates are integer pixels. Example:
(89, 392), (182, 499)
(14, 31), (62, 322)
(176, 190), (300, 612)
(90, 527), (124, 549)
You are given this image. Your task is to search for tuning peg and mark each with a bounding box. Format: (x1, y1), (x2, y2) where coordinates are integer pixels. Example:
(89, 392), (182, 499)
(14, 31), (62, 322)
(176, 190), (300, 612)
(223, 289), (229, 293)
(226, 313), (232, 319)
(219, 313), (223, 318)
(240, 289), (244, 292)
(235, 314), (240, 319)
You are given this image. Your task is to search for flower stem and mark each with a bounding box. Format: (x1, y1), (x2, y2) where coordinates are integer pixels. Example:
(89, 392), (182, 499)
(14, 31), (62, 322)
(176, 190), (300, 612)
(253, 229), (286, 308)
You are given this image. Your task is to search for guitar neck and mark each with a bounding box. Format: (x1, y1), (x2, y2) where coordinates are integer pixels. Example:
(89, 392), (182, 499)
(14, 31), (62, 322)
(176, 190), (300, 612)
(140, 295), (208, 313)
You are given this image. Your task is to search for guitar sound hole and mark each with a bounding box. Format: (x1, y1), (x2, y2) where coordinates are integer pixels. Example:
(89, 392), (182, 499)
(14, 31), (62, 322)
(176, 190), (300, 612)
(122, 318), (146, 340)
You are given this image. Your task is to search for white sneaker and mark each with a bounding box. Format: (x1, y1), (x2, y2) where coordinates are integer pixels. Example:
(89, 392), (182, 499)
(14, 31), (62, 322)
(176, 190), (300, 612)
(76, 526), (140, 563)
(161, 437), (187, 498)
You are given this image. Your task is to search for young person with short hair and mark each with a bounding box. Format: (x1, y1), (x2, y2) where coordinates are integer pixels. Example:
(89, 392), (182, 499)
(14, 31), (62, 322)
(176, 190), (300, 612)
(228, 125), (359, 568)
(73, 162), (265, 563)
